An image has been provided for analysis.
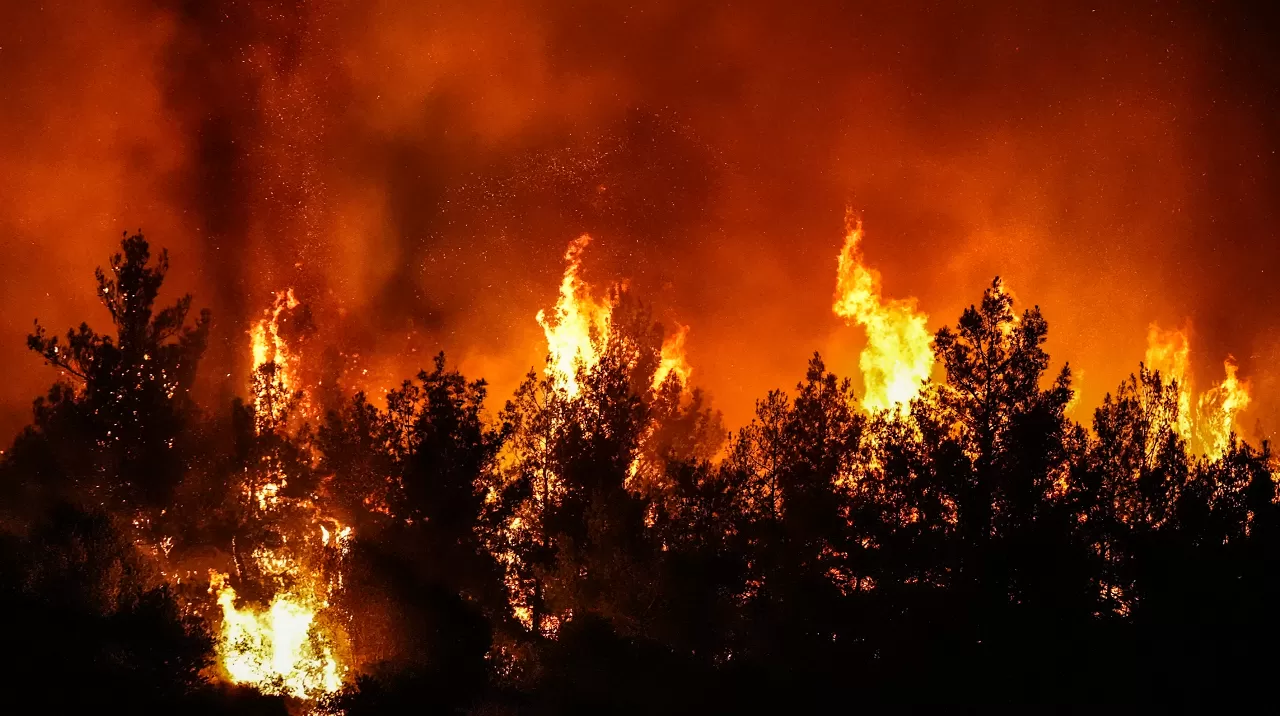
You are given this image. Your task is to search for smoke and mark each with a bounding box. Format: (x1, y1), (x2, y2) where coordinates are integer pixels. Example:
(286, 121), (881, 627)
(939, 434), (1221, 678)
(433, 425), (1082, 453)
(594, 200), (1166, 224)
(3, 0), (1278, 439)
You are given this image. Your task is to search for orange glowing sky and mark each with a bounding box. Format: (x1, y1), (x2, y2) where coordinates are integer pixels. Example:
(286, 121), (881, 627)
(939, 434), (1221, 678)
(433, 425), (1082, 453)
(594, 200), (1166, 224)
(2, 0), (1278, 441)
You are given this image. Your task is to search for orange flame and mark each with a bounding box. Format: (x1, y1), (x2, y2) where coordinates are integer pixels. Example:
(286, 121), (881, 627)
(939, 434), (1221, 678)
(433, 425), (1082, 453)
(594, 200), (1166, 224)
(249, 289), (302, 432)
(1144, 323), (1251, 459)
(1197, 356), (1251, 460)
(250, 289), (300, 376)
(653, 322), (692, 390)
(1144, 324), (1194, 442)
(536, 234), (612, 397)
(207, 519), (354, 701)
(833, 215), (934, 412)
(201, 291), (355, 701)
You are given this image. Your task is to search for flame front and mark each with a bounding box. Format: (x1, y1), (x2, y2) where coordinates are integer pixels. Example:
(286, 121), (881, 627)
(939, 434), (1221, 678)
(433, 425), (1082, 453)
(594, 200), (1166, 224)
(536, 234), (612, 398)
(1144, 323), (1251, 459)
(833, 216), (934, 412)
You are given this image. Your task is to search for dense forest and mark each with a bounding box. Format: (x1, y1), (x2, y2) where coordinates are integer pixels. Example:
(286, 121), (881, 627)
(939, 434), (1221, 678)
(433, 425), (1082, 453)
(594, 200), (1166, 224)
(2, 233), (1276, 713)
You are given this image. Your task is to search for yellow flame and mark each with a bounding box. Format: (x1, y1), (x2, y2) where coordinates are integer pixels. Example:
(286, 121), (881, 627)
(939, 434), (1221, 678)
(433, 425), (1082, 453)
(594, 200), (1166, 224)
(1197, 356), (1251, 460)
(833, 215), (934, 412)
(1144, 324), (1195, 442)
(1144, 323), (1251, 460)
(536, 235), (612, 397)
(653, 323), (692, 390)
(250, 289), (302, 431)
(250, 289), (300, 375)
(201, 302), (355, 702)
(209, 570), (344, 701)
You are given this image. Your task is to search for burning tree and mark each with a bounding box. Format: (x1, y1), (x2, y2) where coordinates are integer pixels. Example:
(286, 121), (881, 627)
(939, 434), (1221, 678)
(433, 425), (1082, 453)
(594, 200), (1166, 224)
(3, 225), (1279, 710)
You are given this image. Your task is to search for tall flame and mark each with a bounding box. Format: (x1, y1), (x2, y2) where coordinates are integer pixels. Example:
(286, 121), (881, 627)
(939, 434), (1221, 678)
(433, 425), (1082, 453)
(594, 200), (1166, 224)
(833, 215), (934, 412)
(1143, 324), (1195, 441)
(1144, 323), (1251, 460)
(653, 322), (693, 390)
(249, 289), (302, 432)
(499, 235), (697, 635)
(1196, 357), (1251, 460)
(201, 290), (354, 702)
(536, 234), (612, 397)
(250, 289), (300, 377)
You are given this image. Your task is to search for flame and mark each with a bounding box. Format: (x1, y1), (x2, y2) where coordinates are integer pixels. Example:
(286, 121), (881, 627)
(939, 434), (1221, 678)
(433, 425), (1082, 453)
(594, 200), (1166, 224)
(209, 567), (344, 701)
(199, 291), (355, 701)
(536, 234), (612, 397)
(1143, 324), (1195, 442)
(207, 519), (353, 700)
(1196, 356), (1251, 460)
(1144, 323), (1251, 459)
(250, 289), (300, 376)
(653, 322), (692, 390)
(250, 289), (302, 431)
(833, 215), (934, 412)
(497, 235), (697, 636)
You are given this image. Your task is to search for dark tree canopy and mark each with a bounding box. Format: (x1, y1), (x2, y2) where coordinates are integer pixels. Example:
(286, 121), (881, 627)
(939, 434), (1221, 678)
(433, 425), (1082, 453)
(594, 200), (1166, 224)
(2, 233), (1278, 711)
(19, 232), (210, 510)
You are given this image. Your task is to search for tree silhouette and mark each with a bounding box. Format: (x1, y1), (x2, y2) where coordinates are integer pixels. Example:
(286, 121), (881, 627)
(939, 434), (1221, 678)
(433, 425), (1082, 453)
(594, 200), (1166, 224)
(21, 232), (210, 510)
(6, 234), (1280, 709)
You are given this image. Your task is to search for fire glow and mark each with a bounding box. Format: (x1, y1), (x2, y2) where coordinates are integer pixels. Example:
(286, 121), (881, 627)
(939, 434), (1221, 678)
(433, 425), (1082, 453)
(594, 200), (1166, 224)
(200, 288), (354, 701)
(8, 5), (1280, 709)
(833, 214), (935, 412)
(124, 211), (1244, 706)
(1144, 323), (1252, 460)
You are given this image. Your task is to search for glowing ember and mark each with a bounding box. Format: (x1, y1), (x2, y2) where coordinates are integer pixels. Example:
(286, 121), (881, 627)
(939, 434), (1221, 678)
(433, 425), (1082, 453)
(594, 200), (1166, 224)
(1144, 323), (1251, 459)
(536, 234), (612, 397)
(833, 215), (934, 412)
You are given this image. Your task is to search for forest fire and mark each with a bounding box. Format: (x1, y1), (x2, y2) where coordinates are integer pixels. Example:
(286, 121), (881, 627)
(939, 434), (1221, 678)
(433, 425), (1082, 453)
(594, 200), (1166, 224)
(249, 289), (309, 434)
(489, 233), (701, 635)
(250, 290), (301, 385)
(4, 1), (1280, 711)
(204, 511), (354, 700)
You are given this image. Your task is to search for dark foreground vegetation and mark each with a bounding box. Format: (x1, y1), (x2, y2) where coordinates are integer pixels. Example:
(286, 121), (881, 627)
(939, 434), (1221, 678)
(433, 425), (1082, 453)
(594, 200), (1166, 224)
(2, 233), (1276, 713)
